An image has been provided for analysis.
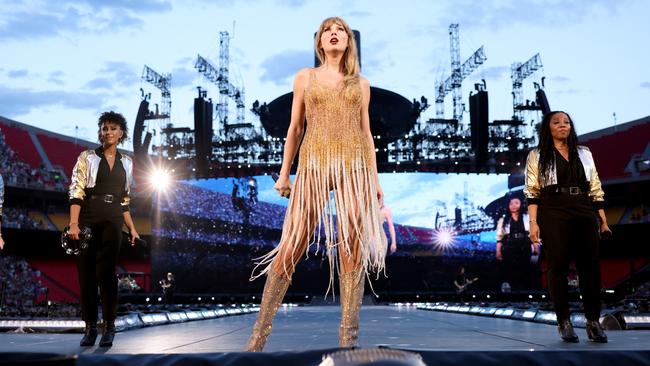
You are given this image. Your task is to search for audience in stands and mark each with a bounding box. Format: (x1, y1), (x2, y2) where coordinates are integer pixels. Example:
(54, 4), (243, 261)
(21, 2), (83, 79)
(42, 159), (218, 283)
(0, 129), (67, 191)
(0, 256), (48, 316)
(629, 205), (650, 223)
(1, 207), (44, 230)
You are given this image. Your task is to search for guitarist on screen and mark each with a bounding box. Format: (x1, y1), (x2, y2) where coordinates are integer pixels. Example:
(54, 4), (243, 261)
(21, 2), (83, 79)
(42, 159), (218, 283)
(454, 265), (478, 302)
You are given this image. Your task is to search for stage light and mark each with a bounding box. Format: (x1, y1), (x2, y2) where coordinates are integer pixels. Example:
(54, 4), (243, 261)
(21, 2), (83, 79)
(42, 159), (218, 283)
(535, 310), (557, 323)
(150, 168), (172, 191)
(0, 320), (84, 329)
(158, 297), (162, 302)
(622, 314), (650, 329)
(433, 227), (456, 249)
(522, 310), (537, 319)
(186, 311), (202, 320)
(145, 297), (150, 302)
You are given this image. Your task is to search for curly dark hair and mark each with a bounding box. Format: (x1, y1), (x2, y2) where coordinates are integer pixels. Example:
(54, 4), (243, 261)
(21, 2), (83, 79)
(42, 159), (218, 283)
(506, 195), (526, 213)
(537, 111), (580, 181)
(97, 111), (128, 145)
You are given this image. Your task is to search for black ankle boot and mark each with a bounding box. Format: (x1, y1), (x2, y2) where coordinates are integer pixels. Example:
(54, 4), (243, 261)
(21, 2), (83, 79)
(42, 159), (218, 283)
(99, 323), (115, 347)
(586, 320), (608, 343)
(79, 323), (98, 347)
(558, 319), (579, 343)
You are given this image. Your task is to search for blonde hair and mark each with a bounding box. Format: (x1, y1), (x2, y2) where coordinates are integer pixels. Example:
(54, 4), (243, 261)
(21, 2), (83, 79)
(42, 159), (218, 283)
(314, 17), (360, 87)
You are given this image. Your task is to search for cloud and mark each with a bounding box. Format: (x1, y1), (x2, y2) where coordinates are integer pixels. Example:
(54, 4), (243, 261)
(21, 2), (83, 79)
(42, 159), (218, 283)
(73, 0), (173, 12)
(479, 66), (509, 80)
(85, 77), (114, 89)
(171, 67), (196, 88)
(551, 76), (571, 83)
(555, 88), (581, 95)
(93, 8), (144, 30)
(0, 85), (107, 117)
(175, 56), (194, 66)
(189, 0), (237, 6)
(0, 8), (84, 41)
(8, 69), (29, 78)
(441, 0), (629, 31)
(346, 11), (371, 18)
(100, 61), (138, 86)
(278, 0), (307, 7)
(85, 61), (138, 90)
(361, 41), (393, 74)
(260, 50), (312, 85)
(48, 70), (66, 85)
(641, 82), (650, 89)
(0, 0), (172, 41)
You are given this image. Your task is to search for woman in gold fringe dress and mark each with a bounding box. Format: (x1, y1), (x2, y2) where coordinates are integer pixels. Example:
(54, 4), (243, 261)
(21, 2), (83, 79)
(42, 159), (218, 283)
(245, 17), (387, 351)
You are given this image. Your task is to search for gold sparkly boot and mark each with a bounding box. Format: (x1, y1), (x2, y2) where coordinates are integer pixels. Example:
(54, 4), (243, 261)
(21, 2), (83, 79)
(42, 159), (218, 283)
(245, 271), (291, 352)
(339, 270), (364, 347)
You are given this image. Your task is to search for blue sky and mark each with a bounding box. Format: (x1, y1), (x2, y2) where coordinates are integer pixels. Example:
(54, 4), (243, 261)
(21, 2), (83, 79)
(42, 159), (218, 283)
(0, 0), (649, 147)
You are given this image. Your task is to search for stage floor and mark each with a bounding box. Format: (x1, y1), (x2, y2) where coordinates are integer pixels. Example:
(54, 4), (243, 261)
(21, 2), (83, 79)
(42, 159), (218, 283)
(1, 305), (649, 355)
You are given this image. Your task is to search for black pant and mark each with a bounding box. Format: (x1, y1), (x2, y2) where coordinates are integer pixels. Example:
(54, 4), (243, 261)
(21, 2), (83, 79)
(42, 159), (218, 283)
(501, 238), (533, 291)
(77, 200), (123, 324)
(539, 193), (601, 321)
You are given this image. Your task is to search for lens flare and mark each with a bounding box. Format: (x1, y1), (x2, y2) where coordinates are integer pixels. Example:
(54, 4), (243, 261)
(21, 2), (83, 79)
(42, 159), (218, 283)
(150, 168), (172, 192)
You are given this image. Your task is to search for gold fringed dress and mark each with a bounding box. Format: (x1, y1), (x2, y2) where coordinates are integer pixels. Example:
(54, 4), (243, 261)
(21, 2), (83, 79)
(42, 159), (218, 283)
(252, 71), (387, 291)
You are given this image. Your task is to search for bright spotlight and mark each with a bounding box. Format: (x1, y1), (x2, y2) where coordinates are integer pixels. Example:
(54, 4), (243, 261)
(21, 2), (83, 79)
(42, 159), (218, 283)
(150, 168), (172, 192)
(432, 227), (456, 254)
(437, 231), (453, 246)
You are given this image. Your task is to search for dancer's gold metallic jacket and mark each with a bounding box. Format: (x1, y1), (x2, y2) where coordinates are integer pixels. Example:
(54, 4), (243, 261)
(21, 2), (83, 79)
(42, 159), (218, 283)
(252, 73), (387, 289)
(69, 149), (133, 210)
(524, 146), (605, 205)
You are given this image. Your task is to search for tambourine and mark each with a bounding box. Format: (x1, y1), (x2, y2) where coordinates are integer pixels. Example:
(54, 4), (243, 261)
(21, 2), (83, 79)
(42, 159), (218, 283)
(61, 225), (92, 255)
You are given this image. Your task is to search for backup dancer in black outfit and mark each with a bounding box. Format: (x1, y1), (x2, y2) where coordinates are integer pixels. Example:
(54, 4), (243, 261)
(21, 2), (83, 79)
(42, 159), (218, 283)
(496, 197), (539, 290)
(524, 111), (611, 343)
(68, 112), (141, 347)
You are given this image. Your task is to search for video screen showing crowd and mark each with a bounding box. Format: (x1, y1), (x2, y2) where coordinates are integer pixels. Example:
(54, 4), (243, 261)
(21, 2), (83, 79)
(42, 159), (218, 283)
(152, 171), (543, 295)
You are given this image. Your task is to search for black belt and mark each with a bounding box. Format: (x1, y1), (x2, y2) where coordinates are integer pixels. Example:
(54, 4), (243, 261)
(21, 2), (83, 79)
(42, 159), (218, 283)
(544, 186), (587, 196)
(506, 233), (527, 239)
(89, 194), (118, 204)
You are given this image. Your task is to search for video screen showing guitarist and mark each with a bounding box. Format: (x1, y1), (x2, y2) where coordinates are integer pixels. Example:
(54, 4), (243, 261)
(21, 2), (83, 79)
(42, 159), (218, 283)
(454, 265), (478, 302)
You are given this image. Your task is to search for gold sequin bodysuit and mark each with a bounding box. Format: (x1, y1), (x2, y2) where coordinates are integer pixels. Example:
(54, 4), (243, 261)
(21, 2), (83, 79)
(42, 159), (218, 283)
(253, 71), (387, 289)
